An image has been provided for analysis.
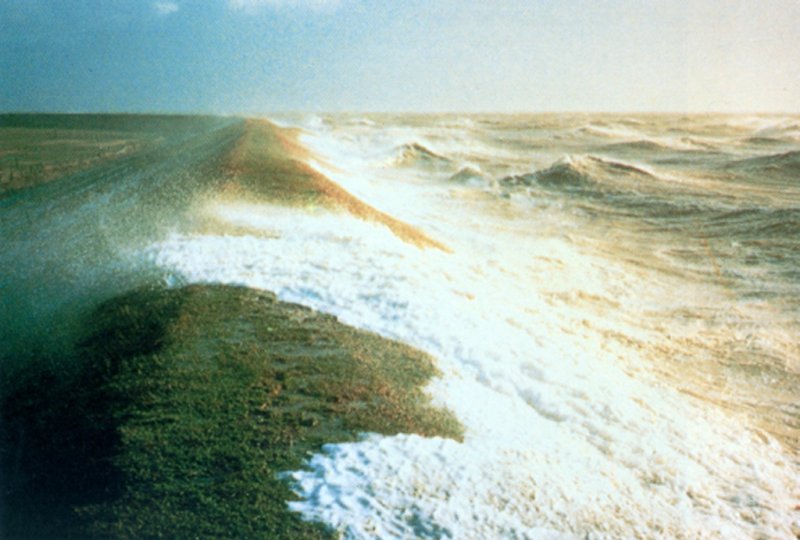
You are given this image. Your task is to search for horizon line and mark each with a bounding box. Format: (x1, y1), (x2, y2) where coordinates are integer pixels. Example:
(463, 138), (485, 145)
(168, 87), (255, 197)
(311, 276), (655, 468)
(2, 108), (799, 117)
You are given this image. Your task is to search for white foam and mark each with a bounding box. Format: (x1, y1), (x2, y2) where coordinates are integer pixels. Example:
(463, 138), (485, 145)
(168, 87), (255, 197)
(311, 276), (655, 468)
(147, 202), (797, 538)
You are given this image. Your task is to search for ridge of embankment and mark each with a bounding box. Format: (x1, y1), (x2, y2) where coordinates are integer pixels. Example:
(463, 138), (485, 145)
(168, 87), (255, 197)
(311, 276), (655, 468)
(219, 119), (448, 250)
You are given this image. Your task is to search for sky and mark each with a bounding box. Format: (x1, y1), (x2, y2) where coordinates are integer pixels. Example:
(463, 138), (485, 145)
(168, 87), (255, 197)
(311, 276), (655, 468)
(1, 0), (799, 113)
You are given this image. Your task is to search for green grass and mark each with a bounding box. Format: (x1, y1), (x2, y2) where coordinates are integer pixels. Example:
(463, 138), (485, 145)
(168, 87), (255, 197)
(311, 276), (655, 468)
(1, 284), (462, 539)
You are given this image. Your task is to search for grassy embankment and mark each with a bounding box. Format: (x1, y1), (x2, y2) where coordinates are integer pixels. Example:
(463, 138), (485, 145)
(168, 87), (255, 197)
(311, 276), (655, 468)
(212, 118), (448, 250)
(1, 115), (459, 538)
(0, 114), (227, 197)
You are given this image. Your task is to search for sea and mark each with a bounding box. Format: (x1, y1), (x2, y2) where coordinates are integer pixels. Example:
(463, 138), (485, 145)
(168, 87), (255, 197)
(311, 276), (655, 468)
(146, 113), (799, 538)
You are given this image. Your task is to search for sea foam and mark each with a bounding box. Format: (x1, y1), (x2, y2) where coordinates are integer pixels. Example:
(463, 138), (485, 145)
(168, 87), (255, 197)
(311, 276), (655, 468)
(147, 208), (797, 538)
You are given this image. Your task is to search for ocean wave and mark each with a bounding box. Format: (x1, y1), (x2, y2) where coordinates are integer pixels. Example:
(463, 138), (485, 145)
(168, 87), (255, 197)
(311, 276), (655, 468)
(448, 165), (491, 186)
(702, 206), (800, 239)
(726, 150), (800, 178)
(599, 139), (670, 152)
(511, 152), (799, 213)
(391, 142), (453, 170)
(574, 123), (644, 140)
(434, 116), (476, 129)
(679, 136), (721, 150)
(752, 120), (800, 139)
(598, 137), (723, 155)
(344, 117), (377, 127)
(743, 136), (792, 146)
(497, 155), (737, 223)
(501, 155), (658, 191)
(713, 116), (799, 134)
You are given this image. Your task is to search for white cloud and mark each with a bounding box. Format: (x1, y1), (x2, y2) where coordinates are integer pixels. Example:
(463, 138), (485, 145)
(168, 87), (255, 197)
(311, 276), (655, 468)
(229, 0), (341, 12)
(154, 2), (179, 15)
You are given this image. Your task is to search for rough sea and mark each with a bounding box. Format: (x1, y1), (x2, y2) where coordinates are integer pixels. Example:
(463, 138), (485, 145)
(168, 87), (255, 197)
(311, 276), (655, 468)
(149, 113), (799, 538)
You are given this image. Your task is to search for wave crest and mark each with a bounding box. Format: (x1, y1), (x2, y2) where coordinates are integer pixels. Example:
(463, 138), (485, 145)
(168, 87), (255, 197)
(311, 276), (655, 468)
(728, 150), (800, 178)
(501, 155), (658, 191)
(392, 142), (453, 170)
(448, 165), (490, 186)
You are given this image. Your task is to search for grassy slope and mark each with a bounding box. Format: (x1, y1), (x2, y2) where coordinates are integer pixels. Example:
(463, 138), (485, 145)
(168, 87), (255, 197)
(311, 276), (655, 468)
(0, 114), (229, 197)
(2, 284), (462, 539)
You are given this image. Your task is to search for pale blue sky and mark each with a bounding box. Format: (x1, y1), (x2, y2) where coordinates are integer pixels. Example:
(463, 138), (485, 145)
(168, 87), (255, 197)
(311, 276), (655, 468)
(1, 0), (798, 113)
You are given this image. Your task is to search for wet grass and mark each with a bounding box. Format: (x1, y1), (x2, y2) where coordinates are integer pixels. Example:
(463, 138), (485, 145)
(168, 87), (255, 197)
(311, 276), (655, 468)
(1, 284), (462, 539)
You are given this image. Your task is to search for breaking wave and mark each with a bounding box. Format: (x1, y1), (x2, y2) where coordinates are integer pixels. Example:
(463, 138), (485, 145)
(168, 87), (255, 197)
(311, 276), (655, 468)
(500, 155), (658, 194)
(392, 142), (453, 170)
(447, 165), (490, 186)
